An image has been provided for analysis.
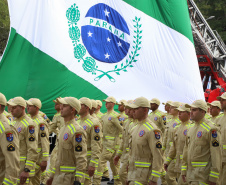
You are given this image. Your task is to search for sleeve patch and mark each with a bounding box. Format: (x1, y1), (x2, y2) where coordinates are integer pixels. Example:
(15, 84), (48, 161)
(41, 133), (46, 137)
(29, 135), (35, 141)
(7, 143), (15, 151)
(94, 135), (100, 141)
(212, 130), (217, 138)
(162, 116), (166, 121)
(40, 124), (45, 131)
(156, 141), (162, 148)
(75, 144), (82, 152)
(29, 126), (35, 134)
(76, 134), (82, 142)
(94, 126), (100, 133)
(6, 132), (13, 142)
(155, 131), (161, 139)
(212, 140), (219, 147)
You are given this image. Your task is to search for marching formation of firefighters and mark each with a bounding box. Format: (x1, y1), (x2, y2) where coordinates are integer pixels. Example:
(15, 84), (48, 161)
(0, 91), (226, 185)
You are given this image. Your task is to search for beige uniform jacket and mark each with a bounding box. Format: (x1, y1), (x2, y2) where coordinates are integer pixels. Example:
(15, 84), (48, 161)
(95, 111), (103, 120)
(148, 109), (166, 133)
(31, 114), (50, 162)
(102, 110), (122, 151)
(215, 113), (226, 163)
(49, 113), (64, 135)
(163, 117), (181, 155)
(128, 118), (163, 183)
(117, 118), (133, 161)
(38, 111), (51, 124)
(181, 118), (221, 183)
(14, 114), (38, 174)
(51, 119), (87, 182)
(164, 120), (193, 173)
(3, 110), (13, 122)
(0, 113), (20, 185)
(78, 114), (102, 167)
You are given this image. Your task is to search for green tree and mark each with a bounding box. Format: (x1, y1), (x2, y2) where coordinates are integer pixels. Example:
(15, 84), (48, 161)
(194, 0), (226, 44)
(0, 0), (10, 56)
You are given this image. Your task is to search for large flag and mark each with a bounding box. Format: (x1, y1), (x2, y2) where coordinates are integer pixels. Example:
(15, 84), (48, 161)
(0, 0), (203, 116)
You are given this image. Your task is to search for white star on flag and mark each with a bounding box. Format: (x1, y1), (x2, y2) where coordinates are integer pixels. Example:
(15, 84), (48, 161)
(105, 53), (110, 59)
(87, 31), (93, 37)
(117, 41), (122, 47)
(104, 9), (110, 17)
(107, 37), (111, 42)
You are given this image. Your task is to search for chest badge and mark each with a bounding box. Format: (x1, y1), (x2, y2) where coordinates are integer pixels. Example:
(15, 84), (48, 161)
(17, 127), (22, 133)
(94, 126), (100, 133)
(197, 131), (202, 138)
(108, 117), (112, 121)
(29, 126), (35, 134)
(40, 124), (45, 131)
(155, 131), (160, 139)
(76, 134), (82, 142)
(154, 117), (158, 121)
(139, 130), (145, 137)
(183, 129), (188, 136)
(6, 133), (13, 142)
(212, 130), (217, 138)
(173, 123), (177, 128)
(83, 125), (87, 130)
(162, 116), (166, 121)
(63, 133), (69, 141)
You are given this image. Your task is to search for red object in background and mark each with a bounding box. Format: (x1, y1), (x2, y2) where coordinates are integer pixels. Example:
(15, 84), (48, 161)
(198, 55), (226, 103)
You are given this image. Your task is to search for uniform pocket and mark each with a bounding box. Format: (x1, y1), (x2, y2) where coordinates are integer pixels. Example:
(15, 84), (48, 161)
(135, 167), (150, 181)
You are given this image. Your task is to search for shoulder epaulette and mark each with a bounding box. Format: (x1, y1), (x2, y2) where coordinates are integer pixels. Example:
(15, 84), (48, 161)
(84, 119), (94, 127)
(175, 118), (181, 123)
(200, 122), (211, 132)
(110, 112), (117, 118)
(67, 124), (76, 134)
(0, 121), (6, 133)
(174, 124), (181, 129)
(143, 122), (154, 131)
(155, 112), (162, 117)
(216, 114), (224, 119)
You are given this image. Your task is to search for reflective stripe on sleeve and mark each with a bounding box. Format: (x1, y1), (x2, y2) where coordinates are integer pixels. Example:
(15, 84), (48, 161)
(191, 162), (208, 167)
(60, 166), (76, 172)
(135, 161), (151, 167)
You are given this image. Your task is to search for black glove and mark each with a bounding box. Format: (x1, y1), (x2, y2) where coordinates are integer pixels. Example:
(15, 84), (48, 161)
(74, 181), (81, 185)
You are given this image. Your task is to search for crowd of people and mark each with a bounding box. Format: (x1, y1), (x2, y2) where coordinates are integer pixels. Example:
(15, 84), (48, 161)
(0, 92), (225, 185)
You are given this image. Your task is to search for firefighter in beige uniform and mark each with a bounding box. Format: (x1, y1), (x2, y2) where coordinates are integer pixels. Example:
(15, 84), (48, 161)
(148, 98), (167, 185)
(181, 100), (221, 185)
(163, 101), (181, 185)
(43, 98), (65, 185)
(8, 97), (38, 185)
(149, 98), (166, 134)
(26, 98), (50, 185)
(114, 101), (134, 185)
(93, 96), (122, 185)
(207, 101), (222, 124)
(0, 93), (20, 185)
(164, 104), (193, 185)
(90, 99), (97, 118)
(215, 93), (226, 184)
(95, 100), (104, 120)
(162, 101), (173, 120)
(47, 97), (87, 185)
(78, 97), (102, 184)
(127, 97), (163, 185)
(95, 100), (110, 182)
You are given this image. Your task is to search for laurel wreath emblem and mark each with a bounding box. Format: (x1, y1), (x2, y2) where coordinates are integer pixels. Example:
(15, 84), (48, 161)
(66, 4), (142, 82)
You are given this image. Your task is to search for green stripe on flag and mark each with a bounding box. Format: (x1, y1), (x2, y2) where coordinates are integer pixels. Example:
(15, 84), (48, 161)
(0, 28), (107, 117)
(123, 0), (193, 43)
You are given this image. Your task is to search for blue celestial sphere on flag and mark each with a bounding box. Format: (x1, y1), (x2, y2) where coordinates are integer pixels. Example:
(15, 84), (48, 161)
(81, 3), (130, 63)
